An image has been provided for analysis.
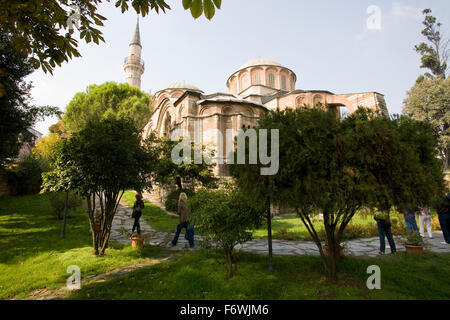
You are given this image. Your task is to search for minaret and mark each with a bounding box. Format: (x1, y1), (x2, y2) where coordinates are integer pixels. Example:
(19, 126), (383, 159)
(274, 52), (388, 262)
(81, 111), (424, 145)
(124, 17), (145, 89)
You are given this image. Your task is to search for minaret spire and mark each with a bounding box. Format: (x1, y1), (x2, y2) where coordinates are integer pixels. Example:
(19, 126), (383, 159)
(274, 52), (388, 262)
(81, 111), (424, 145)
(123, 16), (145, 89)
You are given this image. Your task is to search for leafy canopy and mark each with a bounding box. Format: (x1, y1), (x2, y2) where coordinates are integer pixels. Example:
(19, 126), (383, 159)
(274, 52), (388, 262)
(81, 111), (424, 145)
(0, 0), (222, 74)
(63, 82), (152, 134)
(0, 33), (61, 167)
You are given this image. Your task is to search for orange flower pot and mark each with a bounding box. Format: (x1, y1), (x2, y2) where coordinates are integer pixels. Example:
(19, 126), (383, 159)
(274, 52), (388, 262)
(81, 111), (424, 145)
(131, 235), (145, 248)
(404, 244), (423, 255)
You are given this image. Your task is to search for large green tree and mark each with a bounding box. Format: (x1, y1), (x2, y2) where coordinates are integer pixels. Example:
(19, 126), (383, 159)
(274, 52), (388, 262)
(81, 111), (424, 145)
(63, 82), (152, 133)
(0, 33), (60, 167)
(403, 77), (450, 170)
(230, 107), (445, 281)
(42, 118), (156, 255)
(414, 9), (448, 79)
(0, 0), (222, 75)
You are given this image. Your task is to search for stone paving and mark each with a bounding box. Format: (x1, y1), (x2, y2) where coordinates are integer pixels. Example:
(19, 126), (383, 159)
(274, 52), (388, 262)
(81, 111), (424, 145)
(110, 200), (450, 258)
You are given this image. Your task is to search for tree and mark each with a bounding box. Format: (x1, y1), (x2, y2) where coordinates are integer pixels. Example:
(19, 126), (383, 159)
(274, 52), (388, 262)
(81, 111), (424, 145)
(33, 132), (64, 166)
(42, 118), (156, 255)
(414, 9), (449, 79)
(231, 107), (445, 281)
(403, 76), (450, 170)
(149, 134), (218, 190)
(0, 0), (222, 75)
(0, 33), (60, 167)
(189, 185), (265, 279)
(63, 82), (152, 134)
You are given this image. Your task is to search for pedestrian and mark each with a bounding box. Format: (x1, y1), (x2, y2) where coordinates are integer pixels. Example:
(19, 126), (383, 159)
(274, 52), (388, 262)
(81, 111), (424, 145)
(418, 206), (433, 239)
(170, 192), (195, 248)
(374, 211), (397, 255)
(132, 193), (144, 235)
(404, 208), (420, 233)
(437, 193), (450, 245)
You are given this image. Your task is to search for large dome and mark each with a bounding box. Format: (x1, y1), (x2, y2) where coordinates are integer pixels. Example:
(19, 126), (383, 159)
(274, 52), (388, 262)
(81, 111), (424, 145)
(240, 58), (282, 70)
(166, 80), (201, 91)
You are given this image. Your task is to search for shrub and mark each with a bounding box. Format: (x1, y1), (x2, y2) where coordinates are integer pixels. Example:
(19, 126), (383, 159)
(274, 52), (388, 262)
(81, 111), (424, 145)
(7, 154), (48, 195)
(164, 189), (195, 212)
(48, 192), (83, 220)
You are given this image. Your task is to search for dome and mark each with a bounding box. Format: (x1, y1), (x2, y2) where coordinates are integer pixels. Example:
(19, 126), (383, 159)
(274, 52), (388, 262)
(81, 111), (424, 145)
(240, 58), (282, 70)
(166, 80), (201, 91)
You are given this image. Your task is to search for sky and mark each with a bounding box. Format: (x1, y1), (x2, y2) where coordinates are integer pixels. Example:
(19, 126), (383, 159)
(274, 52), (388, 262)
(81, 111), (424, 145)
(28, 0), (450, 135)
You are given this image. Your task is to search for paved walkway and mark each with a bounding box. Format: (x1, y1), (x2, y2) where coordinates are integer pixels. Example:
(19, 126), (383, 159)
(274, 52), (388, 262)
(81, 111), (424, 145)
(109, 200), (450, 258)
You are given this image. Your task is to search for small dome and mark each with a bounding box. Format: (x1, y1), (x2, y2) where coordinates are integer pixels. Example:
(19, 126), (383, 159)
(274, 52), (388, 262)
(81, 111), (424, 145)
(166, 80), (201, 91)
(240, 58), (282, 70)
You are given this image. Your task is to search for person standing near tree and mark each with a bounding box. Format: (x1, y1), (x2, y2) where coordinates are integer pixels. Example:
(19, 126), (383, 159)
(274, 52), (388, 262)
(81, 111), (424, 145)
(170, 192), (195, 248)
(374, 211), (397, 255)
(404, 208), (420, 233)
(437, 194), (450, 245)
(418, 206), (433, 239)
(132, 193), (144, 235)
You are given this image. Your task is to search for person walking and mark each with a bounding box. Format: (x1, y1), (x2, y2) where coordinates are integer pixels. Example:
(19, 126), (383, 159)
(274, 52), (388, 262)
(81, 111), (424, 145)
(170, 192), (195, 248)
(374, 211), (397, 255)
(404, 209), (420, 233)
(418, 206), (433, 239)
(437, 193), (450, 245)
(132, 193), (145, 235)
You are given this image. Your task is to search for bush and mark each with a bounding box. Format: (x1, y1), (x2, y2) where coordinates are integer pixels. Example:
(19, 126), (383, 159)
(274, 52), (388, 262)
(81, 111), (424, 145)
(164, 189), (195, 212)
(48, 192), (83, 220)
(7, 155), (48, 195)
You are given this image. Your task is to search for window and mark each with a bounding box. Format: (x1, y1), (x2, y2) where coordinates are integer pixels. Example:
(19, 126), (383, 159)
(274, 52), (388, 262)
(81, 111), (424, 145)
(242, 76), (249, 89)
(281, 75), (287, 90)
(254, 73), (261, 85)
(233, 81), (238, 94)
(268, 74), (275, 88)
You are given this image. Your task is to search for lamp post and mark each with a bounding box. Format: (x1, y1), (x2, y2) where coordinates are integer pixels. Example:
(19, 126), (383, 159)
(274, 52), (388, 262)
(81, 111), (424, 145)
(61, 190), (69, 238)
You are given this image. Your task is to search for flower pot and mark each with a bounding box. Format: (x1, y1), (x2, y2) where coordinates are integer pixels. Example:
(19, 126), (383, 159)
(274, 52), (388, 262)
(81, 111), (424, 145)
(130, 235), (145, 248)
(324, 244), (344, 260)
(404, 244), (423, 255)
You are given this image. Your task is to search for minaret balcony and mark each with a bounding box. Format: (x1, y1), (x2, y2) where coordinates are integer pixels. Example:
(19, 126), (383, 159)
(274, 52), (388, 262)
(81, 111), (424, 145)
(124, 56), (145, 67)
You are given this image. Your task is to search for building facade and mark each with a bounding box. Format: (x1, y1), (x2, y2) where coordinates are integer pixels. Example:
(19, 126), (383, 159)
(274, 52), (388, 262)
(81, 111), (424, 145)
(124, 23), (388, 177)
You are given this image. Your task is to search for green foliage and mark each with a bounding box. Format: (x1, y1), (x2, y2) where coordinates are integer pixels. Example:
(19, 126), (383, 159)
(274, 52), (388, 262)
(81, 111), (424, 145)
(48, 192), (83, 220)
(0, 1), (221, 75)
(63, 82), (152, 133)
(0, 33), (61, 166)
(403, 76), (450, 170)
(149, 134), (218, 190)
(414, 9), (448, 78)
(164, 189), (195, 212)
(189, 186), (265, 278)
(230, 107), (445, 281)
(42, 118), (156, 255)
(404, 231), (423, 246)
(7, 154), (48, 195)
(33, 132), (63, 167)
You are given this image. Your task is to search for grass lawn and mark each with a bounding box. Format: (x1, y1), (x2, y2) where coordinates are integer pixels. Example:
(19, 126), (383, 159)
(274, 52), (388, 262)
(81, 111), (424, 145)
(0, 193), (164, 300)
(123, 191), (179, 234)
(66, 250), (450, 300)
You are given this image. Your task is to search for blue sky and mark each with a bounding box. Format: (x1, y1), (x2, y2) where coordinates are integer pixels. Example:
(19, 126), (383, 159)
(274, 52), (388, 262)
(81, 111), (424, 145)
(28, 0), (450, 134)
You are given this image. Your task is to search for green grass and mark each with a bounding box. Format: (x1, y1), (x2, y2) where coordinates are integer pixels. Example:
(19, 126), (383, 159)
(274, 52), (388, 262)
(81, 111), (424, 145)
(0, 193), (164, 300)
(123, 191), (179, 234)
(66, 250), (450, 300)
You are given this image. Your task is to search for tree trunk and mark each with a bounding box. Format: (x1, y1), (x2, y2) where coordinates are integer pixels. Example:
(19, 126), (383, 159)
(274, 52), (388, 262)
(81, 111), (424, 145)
(226, 246), (234, 279)
(267, 196), (274, 272)
(176, 176), (183, 190)
(323, 213), (338, 282)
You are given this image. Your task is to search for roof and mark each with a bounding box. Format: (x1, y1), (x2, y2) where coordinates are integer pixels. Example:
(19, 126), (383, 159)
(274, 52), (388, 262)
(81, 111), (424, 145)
(166, 81), (202, 92)
(240, 58), (282, 69)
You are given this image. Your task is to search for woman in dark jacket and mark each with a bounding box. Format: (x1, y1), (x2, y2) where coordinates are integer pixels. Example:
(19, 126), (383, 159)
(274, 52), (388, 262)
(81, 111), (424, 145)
(132, 193), (145, 235)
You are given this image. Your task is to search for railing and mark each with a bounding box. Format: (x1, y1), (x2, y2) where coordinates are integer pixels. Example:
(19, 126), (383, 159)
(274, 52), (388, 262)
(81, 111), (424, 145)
(124, 56), (145, 67)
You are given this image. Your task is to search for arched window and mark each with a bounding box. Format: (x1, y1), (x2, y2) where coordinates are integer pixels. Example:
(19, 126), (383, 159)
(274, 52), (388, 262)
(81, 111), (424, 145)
(242, 75), (249, 89)
(254, 73), (261, 85)
(281, 75), (287, 90)
(268, 74), (275, 88)
(233, 81), (238, 94)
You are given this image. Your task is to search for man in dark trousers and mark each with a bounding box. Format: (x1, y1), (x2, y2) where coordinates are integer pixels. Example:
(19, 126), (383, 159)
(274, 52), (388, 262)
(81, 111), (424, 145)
(438, 193), (450, 245)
